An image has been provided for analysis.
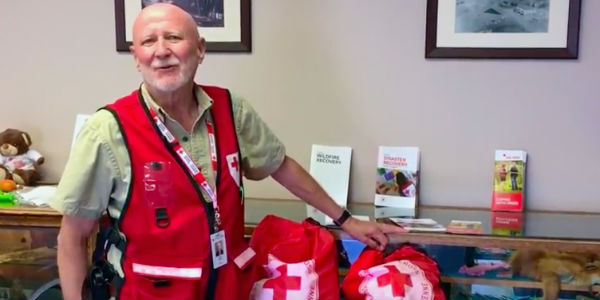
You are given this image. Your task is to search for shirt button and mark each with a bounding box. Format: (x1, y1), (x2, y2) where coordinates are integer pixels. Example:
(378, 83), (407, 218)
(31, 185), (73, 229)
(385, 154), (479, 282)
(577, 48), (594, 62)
(182, 136), (189, 142)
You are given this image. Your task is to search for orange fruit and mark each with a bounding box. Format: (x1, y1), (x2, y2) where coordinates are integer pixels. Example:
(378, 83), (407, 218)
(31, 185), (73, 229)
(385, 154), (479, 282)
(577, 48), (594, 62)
(0, 179), (17, 192)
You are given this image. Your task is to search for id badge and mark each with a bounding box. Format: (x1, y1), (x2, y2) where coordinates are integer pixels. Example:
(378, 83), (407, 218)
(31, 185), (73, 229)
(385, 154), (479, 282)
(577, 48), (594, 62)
(210, 230), (227, 269)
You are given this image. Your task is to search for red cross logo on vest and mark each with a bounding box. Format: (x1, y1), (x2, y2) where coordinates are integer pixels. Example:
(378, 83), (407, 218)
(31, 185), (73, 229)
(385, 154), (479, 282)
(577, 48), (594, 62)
(226, 152), (241, 187)
(250, 254), (318, 300)
(358, 261), (434, 300)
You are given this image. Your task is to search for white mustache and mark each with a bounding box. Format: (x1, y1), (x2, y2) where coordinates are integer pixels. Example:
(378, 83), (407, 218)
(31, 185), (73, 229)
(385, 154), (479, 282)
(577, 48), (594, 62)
(151, 57), (179, 68)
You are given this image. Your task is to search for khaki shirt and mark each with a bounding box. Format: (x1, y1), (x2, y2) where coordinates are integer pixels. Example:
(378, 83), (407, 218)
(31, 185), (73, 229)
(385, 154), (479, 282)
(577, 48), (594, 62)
(50, 84), (286, 219)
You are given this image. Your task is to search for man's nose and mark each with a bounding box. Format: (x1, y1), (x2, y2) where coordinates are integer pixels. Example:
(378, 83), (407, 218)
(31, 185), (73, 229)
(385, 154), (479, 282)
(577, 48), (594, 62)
(155, 39), (171, 57)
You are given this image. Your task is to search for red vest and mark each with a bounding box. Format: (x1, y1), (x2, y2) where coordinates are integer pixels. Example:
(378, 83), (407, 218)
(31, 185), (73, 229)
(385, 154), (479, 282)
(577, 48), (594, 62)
(105, 86), (254, 300)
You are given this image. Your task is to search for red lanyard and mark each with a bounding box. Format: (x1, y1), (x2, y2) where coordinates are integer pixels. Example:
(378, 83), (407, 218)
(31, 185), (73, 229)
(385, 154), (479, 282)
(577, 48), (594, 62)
(206, 121), (218, 171)
(149, 108), (222, 227)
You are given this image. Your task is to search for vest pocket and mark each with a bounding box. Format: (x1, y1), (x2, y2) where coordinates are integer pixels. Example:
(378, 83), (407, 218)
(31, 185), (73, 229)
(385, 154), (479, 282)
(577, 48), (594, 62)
(130, 261), (203, 300)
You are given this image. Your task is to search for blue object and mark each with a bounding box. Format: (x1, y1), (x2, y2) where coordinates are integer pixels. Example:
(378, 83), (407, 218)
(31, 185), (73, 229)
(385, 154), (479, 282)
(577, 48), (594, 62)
(383, 171), (396, 181)
(341, 239), (366, 264)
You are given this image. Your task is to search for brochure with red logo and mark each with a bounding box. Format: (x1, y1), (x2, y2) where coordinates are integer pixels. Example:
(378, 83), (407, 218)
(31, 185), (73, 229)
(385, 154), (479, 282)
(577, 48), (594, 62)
(491, 150), (527, 212)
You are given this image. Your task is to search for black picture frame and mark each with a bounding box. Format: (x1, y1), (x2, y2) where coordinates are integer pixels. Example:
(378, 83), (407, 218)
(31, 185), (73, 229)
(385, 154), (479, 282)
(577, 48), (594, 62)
(115, 0), (251, 53)
(425, 0), (581, 59)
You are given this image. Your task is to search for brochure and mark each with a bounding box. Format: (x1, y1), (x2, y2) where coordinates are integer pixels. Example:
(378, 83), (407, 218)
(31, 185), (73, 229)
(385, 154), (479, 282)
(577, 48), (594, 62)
(307, 144), (352, 225)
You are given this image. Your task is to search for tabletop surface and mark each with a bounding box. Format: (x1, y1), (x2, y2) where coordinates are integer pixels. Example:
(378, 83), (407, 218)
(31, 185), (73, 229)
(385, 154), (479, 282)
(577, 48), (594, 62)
(245, 199), (600, 242)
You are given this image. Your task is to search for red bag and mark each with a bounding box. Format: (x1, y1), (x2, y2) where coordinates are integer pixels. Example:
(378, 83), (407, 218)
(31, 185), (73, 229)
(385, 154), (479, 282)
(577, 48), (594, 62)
(342, 245), (446, 300)
(248, 215), (340, 300)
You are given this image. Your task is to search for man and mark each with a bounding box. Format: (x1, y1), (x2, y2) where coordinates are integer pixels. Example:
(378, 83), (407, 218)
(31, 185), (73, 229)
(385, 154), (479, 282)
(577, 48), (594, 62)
(510, 164), (519, 190)
(51, 3), (403, 300)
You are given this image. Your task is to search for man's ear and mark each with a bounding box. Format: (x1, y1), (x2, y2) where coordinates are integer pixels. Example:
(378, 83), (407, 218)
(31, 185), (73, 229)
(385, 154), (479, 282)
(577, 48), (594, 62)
(130, 45), (141, 72)
(197, 37), (206, 64)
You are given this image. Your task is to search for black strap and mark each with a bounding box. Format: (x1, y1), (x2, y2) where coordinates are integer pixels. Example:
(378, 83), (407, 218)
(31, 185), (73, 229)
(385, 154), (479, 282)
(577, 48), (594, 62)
(334, 209), (352, 227)
(106, 227), (126, 252)
(92, 227), (110, 263)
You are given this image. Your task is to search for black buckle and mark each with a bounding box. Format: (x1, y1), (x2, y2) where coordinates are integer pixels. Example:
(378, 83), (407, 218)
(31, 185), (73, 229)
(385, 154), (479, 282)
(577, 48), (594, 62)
(107, 228), (125, 251)
(155, 208), (170, 228)
(88, 260), (116, 300)
(90, 261), (115, 287)
(90, 266), (106, 287)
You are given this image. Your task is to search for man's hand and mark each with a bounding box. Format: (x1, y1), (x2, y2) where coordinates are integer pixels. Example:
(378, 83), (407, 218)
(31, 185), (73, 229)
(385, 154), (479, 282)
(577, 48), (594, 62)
(341, 218), (407, 251)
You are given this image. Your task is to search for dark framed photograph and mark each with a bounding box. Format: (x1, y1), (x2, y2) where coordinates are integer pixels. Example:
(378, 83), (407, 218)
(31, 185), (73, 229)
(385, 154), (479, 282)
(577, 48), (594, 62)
(425, 0), (581, 58)
(115, 0), (251, 52)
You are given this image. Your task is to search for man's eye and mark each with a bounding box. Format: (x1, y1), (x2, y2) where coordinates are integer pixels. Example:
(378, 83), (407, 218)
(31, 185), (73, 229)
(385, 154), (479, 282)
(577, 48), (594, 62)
(141, 39), (155, 46)
(166, 35), (182, 41)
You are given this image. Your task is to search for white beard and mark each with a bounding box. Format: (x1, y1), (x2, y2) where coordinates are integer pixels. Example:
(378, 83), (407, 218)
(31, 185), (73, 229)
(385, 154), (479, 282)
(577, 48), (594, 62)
(140, 57), (197, 92)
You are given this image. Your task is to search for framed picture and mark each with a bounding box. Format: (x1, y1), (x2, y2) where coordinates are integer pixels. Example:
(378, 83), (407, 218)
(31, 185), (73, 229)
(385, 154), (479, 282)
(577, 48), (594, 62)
(425, 0), (581, 58)
(115, 0), (251, 52)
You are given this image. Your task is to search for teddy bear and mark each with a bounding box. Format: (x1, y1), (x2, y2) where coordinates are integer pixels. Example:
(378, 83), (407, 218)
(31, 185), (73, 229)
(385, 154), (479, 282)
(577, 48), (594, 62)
(0, 128), (44, 186)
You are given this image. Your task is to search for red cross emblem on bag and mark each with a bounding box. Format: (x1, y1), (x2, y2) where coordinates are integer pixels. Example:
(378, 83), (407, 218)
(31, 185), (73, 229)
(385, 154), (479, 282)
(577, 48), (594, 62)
(250, 254), (319, 300)
(358, 261), (434, 300)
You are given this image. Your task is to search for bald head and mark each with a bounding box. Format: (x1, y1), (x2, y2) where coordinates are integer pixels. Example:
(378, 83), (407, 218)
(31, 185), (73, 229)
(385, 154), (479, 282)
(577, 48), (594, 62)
(132, 3), (200, 44)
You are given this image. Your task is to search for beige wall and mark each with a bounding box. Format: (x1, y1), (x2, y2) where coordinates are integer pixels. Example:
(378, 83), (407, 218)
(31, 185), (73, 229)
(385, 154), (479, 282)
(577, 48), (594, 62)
(1, 1), (598, 211)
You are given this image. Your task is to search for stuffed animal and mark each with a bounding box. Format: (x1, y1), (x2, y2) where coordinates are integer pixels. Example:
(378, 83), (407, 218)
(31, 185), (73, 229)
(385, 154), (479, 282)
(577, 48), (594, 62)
(0, 129), (44, 186)
(510, 249), (600, 300)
